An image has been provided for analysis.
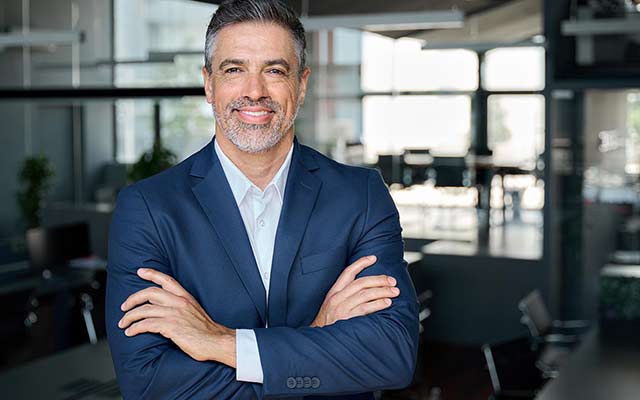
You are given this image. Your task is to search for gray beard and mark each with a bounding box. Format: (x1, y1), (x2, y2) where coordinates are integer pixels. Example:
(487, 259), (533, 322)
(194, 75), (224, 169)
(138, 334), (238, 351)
(212, 98), (300, 154)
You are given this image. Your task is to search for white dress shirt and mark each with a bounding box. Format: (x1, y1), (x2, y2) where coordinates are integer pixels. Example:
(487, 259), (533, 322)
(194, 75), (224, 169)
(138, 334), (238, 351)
(214, 139), (293, 384)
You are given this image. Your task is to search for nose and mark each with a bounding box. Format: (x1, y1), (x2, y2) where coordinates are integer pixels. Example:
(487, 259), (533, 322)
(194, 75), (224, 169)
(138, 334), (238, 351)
(242, 72), (269, 101)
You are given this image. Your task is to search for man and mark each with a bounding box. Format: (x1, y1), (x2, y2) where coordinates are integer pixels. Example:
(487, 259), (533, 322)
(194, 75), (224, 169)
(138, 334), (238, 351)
(106, 0), (419, 399)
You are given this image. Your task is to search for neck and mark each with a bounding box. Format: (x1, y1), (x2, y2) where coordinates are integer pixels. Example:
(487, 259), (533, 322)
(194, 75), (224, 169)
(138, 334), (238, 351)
(215, 132), (294, 190)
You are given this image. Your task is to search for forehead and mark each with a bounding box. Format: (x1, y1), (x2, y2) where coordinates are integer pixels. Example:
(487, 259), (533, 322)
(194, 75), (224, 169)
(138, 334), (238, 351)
(213, 22), (298, 64)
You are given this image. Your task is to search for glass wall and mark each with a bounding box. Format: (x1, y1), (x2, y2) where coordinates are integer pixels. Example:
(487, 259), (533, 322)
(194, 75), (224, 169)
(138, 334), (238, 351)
(552, 89), (640, 318)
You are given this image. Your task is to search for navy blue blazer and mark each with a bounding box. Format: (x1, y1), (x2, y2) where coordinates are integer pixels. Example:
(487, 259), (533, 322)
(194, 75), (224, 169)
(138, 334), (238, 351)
(106, 137), (419, 399)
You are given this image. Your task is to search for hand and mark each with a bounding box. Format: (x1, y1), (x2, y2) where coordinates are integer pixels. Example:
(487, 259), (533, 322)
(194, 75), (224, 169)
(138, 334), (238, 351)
(311, 255), (400, 328)
(118, 268), (236, 366)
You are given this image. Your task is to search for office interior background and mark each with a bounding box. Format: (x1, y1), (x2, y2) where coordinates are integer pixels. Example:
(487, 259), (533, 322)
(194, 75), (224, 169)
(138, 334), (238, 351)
(1, 0), (639, 399)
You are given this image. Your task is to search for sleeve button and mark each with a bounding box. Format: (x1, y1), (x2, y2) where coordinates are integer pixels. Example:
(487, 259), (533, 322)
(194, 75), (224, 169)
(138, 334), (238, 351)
(286, 377), (296, 389)
(311, 376), (320, 388)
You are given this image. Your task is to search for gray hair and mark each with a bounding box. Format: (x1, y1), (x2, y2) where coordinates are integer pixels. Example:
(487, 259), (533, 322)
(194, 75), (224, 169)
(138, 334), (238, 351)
(204, 0), (307, 78)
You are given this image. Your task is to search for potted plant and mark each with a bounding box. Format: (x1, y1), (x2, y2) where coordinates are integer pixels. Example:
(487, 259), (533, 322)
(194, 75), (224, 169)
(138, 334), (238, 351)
(128, 136), (177, 183)
(16, 155), (54, 229)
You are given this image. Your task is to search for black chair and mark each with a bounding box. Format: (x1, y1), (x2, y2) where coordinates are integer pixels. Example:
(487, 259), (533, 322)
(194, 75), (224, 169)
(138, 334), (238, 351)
(402, 148), (433, 186)
(0, 289), (40, 369)
(375, 154), (403, 186)
(518, 290), (590, 343)
(482, 337), (545, 399)
(518, 290), (590, 378)
(26, 222), (102, 345)
(410, 289), (433, 394)
(430, 156), (469, 188)
(418, 289), (432, 334)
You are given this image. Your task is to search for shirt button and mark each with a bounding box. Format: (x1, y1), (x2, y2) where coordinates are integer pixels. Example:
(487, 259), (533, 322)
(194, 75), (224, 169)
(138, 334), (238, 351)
(263, 271), (269, 280)
(258, 219), (265, 228)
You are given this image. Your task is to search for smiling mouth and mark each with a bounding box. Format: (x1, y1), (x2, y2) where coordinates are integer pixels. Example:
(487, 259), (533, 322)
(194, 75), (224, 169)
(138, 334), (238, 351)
(233, 108), (275, 124)
(238, 110), (272, 116)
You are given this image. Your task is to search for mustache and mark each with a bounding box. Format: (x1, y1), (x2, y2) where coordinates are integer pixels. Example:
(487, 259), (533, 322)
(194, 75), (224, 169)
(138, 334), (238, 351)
(227, 97), (280, 112)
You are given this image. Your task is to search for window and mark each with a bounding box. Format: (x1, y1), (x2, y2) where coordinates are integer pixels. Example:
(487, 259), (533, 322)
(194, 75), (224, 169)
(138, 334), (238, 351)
(114, 0), (216, 87)
(116, 100), (154, 163)
(361, 34), (476, 157)
(114, 0), (217, 163)
(393, 39), (478, 91)
(627, 91), (640, 175)
(116, 97), (212, 163)
(483, 47), (545, 91)
(488, 95), (545, 168)
(160, 97), (213, 161)
(361, 32), (394, 92)
(363, 95), (471, 157)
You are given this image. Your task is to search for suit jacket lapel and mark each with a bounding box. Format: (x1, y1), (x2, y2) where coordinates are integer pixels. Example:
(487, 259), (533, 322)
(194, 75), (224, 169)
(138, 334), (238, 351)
(190, 140), (267, 325)
(268, 139), (322, 327)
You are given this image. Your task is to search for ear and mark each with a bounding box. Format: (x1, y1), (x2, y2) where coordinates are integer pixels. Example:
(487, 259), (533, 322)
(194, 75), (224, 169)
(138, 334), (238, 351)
(297, 67), (311, 105)
(202, 67), (214, 104)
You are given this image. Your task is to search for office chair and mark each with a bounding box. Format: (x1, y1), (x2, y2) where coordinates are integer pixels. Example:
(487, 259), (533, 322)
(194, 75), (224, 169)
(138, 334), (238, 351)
(482, 337), (545, 400)
(518, 290), (590, 378)
(0, 289), (40, 368)
(26, 222), (101, 345)
(430, 156), (469, 188)
(402, 148), (433, 186)
(418, 289), (432, 334)
(407, 289), (433, 396)
(375, 154), (403, 186)
(427, 157), (474, 230)
(518, 290), (590, 343)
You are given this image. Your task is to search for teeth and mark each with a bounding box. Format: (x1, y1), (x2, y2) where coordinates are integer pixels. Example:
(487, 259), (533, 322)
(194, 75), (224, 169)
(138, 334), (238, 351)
(241, 110), (269, 116)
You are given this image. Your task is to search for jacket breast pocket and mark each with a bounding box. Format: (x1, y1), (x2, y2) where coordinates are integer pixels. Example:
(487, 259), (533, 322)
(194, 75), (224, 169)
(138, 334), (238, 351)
(300, 245), (348, 275)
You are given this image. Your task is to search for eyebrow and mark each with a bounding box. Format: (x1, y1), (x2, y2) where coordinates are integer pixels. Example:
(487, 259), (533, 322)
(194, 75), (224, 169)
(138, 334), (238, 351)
(263, 58), (291, 71)
(218, 59), (246, 70)
(217, 58), (291, 72)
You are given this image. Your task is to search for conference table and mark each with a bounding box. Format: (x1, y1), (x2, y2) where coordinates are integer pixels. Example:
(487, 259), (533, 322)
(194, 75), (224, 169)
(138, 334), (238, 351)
(535, 328), (640, 400)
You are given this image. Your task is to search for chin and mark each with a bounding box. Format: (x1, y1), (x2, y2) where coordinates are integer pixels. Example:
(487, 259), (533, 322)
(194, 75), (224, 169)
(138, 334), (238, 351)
(228, 131), (285, 154)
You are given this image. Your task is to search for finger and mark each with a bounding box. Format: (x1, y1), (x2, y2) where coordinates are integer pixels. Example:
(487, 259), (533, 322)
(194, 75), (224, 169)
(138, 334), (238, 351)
(332, 274), (397, 304)
(124, 317), (165, 337)
(343, 286), (400, 312)
(348, 298), (393, 319)
(137, 268), (195, 301)
(121, 286), (185, 311)
(329, 256), (377, 294)
(118, 304), (172, 329)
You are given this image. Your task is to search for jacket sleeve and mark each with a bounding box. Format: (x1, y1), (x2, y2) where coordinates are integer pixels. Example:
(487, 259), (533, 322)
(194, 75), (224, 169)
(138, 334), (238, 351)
(254, 169), (420, 397)
(105, 185), (260, 400)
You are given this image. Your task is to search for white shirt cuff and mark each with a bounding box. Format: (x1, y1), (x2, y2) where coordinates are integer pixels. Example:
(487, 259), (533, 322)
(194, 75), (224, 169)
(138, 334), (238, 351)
(235, 329), (264, 383)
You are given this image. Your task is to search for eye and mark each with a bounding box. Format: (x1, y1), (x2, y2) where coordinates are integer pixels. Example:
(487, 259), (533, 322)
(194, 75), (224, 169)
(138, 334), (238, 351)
(224, 67), (241, 74)
(267, 68), (286, 75)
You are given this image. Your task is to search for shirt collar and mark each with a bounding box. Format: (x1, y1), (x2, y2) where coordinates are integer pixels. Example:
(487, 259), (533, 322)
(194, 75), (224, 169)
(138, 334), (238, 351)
(214, 138), (293, 206)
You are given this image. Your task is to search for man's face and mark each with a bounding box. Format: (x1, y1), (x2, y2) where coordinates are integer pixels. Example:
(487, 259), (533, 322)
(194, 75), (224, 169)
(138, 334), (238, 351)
(202, 22), (310, 153)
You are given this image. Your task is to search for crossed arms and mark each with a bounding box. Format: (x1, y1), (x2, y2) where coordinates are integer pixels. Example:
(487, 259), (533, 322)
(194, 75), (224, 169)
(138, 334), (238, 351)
(106, 170), (419, 399)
